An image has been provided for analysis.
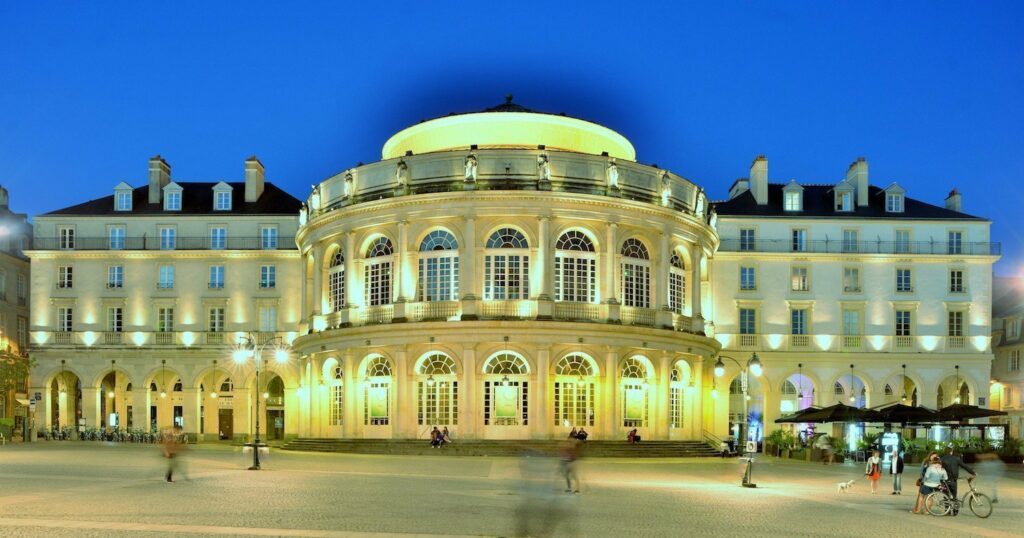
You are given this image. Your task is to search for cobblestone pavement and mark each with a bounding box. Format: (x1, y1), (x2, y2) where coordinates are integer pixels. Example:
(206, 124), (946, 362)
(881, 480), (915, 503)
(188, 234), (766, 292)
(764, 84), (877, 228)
(0, 443), (1021, 537)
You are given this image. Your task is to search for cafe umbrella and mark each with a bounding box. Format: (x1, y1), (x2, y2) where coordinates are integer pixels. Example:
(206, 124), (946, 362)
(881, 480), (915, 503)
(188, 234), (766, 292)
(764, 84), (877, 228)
(797, 402), (882, 424)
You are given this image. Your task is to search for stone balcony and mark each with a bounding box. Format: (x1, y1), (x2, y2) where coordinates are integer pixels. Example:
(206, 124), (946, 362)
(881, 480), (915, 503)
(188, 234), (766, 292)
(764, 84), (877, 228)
(719, 333), (989, 353)
(29, 330), (293, 349)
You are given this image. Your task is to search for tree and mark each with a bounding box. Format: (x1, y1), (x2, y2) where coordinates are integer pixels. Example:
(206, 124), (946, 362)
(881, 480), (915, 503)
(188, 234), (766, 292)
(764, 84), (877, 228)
(0, 349), (34, 395)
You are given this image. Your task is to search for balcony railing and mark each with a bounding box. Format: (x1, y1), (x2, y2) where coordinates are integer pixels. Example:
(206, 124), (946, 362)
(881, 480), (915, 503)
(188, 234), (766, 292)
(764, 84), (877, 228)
(718, 333), (978, 354)
(790, 334), (810, 348)
(407, 301), (459, 322)
(621, 305), (656, 326)
(204, 331), (224, 345)
(103, 331), (123, 345)
(947, 336), (966, 350)
(52, 331), (73, 345)
(481, 300), (536, 320)
(31, 236), (296, 251)
(738, 334), (758, 347)
(553, 302), (604, 322)
(719, 238), (1000, 256)
(893, 336), (915, 350)
(842, 335), (863, 349)
(32, 330), (291, 348)
(154, 332), (174, 345)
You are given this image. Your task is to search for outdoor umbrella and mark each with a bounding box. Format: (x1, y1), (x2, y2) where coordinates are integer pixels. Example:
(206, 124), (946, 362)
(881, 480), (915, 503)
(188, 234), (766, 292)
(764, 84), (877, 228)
(870, 403), (937, 425)
(933, 403), (1008, 422)
(774, 405), (822, 424)
(798, 402), (882, 424)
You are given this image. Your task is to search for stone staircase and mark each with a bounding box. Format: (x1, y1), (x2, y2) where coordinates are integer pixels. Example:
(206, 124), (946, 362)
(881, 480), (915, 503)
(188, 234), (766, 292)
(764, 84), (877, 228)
(281, 438), (720, 458)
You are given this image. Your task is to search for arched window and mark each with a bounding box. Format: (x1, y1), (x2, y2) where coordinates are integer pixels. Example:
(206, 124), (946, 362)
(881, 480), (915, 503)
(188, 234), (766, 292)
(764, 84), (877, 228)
(669, 364), (687, 428)
(668, 253), (686, 314)
(553, 353), (596, 428)
(363, 355), (393, 426)
(484, 228), (530, 300)
(328, 249), (345, 312)
(781, 380), (797, 395)
(364, 237), (394, 306)
(620, 238), (651, 308)
(219, 378), (234, 393)
(554, 231), (596, 303)
(416, 352), (458, 426)
(365, 356), (393, 377)
(150, 382), (157, 392)
(729, 378), (742, 395)
(884, 384), (894, 396)
(621, 356), (651, 427)
(482, 352), (529, 427)
(620, 357), (649, 379)
(125, 383), (133, 392)
(325, 363), (343, 427)
(834, 382), (845, 395)
(173, 379), (183, 392)
(418, 230), (459, 302)
(554, 353), (597, 376)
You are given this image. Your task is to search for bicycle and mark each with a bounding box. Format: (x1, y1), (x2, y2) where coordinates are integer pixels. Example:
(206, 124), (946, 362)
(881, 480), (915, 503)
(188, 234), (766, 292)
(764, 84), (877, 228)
(925, 477), (992, 518)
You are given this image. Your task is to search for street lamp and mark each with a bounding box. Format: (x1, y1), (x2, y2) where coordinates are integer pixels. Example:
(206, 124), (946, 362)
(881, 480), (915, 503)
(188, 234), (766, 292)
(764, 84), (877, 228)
(714, 352), (763, 488)
(232, 332), (291, 470)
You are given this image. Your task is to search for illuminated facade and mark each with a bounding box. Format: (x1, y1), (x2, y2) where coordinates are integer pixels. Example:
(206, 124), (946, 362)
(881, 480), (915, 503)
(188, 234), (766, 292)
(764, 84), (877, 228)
(990, 278), (1024, 437)
(710, 157), (998, 443)
(0, 185), (31, 437)
(25, 100), (1000, 444)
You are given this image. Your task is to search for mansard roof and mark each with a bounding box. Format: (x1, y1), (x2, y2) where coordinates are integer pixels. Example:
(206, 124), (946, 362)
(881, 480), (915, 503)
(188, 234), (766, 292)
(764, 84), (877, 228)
(712, 183), (985, 220)
(45, 182), (301, 216)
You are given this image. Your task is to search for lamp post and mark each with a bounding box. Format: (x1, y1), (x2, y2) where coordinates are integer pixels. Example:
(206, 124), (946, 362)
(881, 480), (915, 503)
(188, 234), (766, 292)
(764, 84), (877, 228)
(233, 332), (290, 470)
(714, 352), (763, 488)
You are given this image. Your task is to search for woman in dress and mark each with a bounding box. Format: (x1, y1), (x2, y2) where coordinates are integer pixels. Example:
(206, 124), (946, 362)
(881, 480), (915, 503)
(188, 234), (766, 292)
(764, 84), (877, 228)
(865, 449), (882, 494)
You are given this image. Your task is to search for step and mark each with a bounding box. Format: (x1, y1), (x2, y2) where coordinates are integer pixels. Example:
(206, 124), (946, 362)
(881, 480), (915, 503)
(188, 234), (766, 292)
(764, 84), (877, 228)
(281, 438), (718, 457)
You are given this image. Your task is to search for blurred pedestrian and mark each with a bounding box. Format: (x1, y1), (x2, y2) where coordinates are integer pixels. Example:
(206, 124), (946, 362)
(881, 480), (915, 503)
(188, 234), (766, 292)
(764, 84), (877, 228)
(161, 426), (186, 483)
(560, 438), (581, 494)
(890, 445), (904, 495)
(974, 451), (1003, 503)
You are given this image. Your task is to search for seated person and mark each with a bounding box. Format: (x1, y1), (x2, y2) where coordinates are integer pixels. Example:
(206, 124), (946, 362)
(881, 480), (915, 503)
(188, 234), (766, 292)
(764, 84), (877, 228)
(430, 427), (443, 447)
(441, 426), (452, 443)
(576, 428), (589, 441)
(568, 427), (578, 439)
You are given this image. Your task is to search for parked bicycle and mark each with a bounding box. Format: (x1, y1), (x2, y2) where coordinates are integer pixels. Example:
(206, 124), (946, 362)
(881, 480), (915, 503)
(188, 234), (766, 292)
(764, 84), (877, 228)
(926, 477), (992, 518)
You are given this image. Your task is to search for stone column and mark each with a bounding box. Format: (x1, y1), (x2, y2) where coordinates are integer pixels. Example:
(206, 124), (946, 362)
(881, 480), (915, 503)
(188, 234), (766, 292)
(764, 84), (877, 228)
(460, 216), (479, 320)
(311, 245), (324, 316)
(81, 386), (101, 429)
(689, 243), (703, 332)
(693, 356), (704, 440)
(132, 395), (149, 434)
(535, 346), (550, 438)
(657, 353), (670, 439)
(301, 251), (311, 320)
(181, 388), (200, 439)
(396, 221), (409, 302)
(343, 350), (356, 438)
(284, 387), (299, 440)
(345, 232), (359, 308)
(604, 224), (620, 323)
(394, 347), (408, 438)
(461, 346), (476, 438)
(604, 348), (618, 439)
(33, 385), (50, 430)
(233, 388), (252, 440)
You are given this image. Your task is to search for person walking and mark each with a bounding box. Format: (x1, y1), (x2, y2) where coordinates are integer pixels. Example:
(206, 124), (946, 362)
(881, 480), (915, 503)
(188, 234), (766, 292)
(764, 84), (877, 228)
(161, 426), (185, 483)
(939, 445), (976, 502)
(560, 438), (581, 494)
(815, 435), (834, 465)
(865, 450), (882, 494)
(889, 445), (905, 495)
(912, 454), (947, 514)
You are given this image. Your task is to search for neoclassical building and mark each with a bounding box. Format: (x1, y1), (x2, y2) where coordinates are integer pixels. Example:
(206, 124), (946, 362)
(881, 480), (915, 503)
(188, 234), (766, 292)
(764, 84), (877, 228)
(25, 99), (1000, 445)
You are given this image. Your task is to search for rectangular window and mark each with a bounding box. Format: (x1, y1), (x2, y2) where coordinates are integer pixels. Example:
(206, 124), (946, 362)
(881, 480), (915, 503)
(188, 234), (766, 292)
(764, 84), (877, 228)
(1009, 319), (1020, 339)
(58, 307), (73, 332)
(215, 191), (231, 211)
(739, 308), (756, 335)
(621, 261), (651, 308)
(107, 307), (123, 333)
(16, 273), (26, 303)
(260, 265), (276, 289)
(896, 268), (912, 293)
(948, 231), (963, 255)
(739, 228), (755, 251)
(157, 307), (174, 332)
(1009, 350), (1020, 372)
(784, 191), (801, 211)
(791, 229), (806, 252)
(17, 316), (27, 350)
(842, 309), (860, 336)
(791, 309), (807, 335)
(59, 226), (75, 249)
(836, 191), (852, 211)
(790, 266), (809, 292)
(107, 265), (124, 288)
(895, 310), (912, 336)
(261, 226), (278, 249)
(365, 261), (394, 305)
(158, 265), (174, 289)
(894, 230), (911, 254)
(108, 225), (126, 250)
(843, 267), (861, 293)
(331, 385), (344, 426)
(886, 193), (903, 213)
(57, 266), (73, 289)
(949, 269), (964, 293)
(0, 271), (6, 301)
(259, 306), (277, 332)
(739, 266), (756, 291)
(208, 307), (225, 332)
(948, 311), (964, 337)
(159, 226), (176, 250)
(115, 191), (132, 211)
(209, 265), (225, 289)
(210, 226), (227, 250)
(842, 229), (859, 253)
(165, 191), (181, 211)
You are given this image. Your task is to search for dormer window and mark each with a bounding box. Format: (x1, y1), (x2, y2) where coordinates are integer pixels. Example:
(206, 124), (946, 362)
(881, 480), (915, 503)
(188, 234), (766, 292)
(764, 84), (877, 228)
(783, 180), (803, 212)
(836, 191), (852, 211)
(212, 182), (233, 211)
(883, 184), (906, 213)
(163, 182), (182, 211)
(113, 182), (133, 212)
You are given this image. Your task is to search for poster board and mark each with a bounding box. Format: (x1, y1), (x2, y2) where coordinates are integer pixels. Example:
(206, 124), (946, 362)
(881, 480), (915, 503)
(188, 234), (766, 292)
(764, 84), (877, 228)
(495, 385), (517, 418)
(625, 388), (644, 420)
(369, 386), (389, 418)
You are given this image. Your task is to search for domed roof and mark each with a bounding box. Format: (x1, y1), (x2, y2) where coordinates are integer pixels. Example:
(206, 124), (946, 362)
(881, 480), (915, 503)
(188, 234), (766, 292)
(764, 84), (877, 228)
(381, 97), (636, 161)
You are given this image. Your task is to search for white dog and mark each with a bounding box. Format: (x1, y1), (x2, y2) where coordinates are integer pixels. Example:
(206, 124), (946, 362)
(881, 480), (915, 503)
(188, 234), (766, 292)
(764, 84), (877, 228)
(836, 480), (855, 493)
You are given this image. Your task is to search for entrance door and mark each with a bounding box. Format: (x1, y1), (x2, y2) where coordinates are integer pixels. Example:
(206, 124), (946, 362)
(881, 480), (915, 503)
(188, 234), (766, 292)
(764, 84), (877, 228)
(218, 409), (233, 440)
(266, 409), (284, 440)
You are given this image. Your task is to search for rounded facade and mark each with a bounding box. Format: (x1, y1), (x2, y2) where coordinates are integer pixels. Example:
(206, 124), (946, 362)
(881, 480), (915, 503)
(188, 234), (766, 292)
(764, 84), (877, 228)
(292, 103), (720, 440)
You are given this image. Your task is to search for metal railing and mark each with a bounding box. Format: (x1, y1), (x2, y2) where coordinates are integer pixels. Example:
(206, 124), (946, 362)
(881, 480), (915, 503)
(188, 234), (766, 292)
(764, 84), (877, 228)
(719, 238), (1000, 256)
(32, 236), (296, 251)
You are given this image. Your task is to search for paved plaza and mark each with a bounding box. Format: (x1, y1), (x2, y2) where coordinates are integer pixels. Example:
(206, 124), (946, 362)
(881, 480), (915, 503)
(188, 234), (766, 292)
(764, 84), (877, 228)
(0, 443), (1021, 537)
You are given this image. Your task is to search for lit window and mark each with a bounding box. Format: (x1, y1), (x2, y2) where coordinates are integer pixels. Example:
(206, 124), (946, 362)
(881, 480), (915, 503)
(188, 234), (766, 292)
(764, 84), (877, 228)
(259, 306), (277, 332)
(668, 254), (686, 314)
(418, 230), (459, 303)
(620, 238), (651, 308)
(784, 191), (802, 212)
(328, 250), (346, 311)
(790, 266), (809, 292)
(208, 307), (224, 332)
(164, 191), (181, 211)
(260, 265), (276, 289)
(484, 228), (529, 300)
(843, 267), (861, 293)
(157, 308), (174, 332)
(364, 237), (394, 306)
(554, 231), (595, 303)
(739, 266), (756, 291)
(215, 191), (231, 211)
(836, 190), (852, 211)
(115, 191), (132, 211)
(886, 193), (904, 213)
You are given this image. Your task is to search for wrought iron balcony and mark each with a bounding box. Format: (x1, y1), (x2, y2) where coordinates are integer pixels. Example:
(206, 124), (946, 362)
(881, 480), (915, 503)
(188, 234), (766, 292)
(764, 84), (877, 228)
(719, 238), (1001, 256)
(31, 236), (296, 251)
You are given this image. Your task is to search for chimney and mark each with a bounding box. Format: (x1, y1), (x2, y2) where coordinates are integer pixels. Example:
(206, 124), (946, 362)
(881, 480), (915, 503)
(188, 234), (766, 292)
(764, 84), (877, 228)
(244, 156), (265, 203)
(0, 185), (8, 209)
(945, 188), (962, 212)
(148, 155), (171, 204)
(750, 155), (768, 205)
(846, 157), (869, 207)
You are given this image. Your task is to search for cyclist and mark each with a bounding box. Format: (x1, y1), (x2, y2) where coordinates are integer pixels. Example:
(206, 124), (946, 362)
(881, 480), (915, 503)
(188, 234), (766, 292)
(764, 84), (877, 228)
(940, 445), (976, 500)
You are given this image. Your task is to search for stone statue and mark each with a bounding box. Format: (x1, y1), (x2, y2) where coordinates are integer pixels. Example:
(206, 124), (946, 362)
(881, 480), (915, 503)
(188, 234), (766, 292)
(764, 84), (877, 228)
(343, 171), (354, 198)
(396, 160), (409, 187)
(606, 160), (619, 189)
(695, 192), (706, 216)
(660, 172), (672, 207)
(298, 203), (308, 226)
(310, 185), (321, 211)
(537, 154), (551, 182)
(464, 154), (478, 182)
(709, 208), (718, 228)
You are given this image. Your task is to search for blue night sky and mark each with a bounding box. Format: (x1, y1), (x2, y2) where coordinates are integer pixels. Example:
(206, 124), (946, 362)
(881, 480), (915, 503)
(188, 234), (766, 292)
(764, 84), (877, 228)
(2, 2), (1022, 273)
